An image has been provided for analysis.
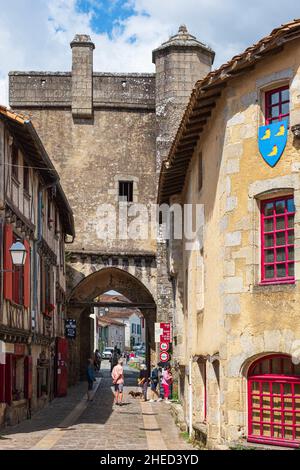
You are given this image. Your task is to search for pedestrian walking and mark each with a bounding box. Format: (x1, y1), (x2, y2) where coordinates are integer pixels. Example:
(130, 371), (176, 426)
(138, 364), (148, 401)
(87, 358), (95, 401)
(161, 364), (173, 404)
(111, 358), (124, 406)
(149, 363), (159, 402)
(94, 349), (101, 371)
(110, 346), (119, 372)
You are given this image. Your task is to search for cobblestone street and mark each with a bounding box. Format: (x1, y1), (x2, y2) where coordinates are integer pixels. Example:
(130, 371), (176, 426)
(0, 363), (194, 451)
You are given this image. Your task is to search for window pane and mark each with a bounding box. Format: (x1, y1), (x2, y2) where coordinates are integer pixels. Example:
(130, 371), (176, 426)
(288, 230), (294, 244)
(284, 383), (292, 395)
(276, 264), (286, 278)
(264, 203), (274, 216)
(288, 264), (294, 277)
(276, 232), (285, 246)
(287, 199), (295, 213)
(275, 200), (285, 214)
(265, 234), (274, 247)
(281, 102), (289, 115)
(265, 265), (275, 278)
(271, 92), (279, 105)
(276, 217), (285, 230)
(252, 381), (259, 391)
(281, 89), (289, 102)
(264, 218), (274, 232)
(276, 248), (286, 262)
(288, 247), (294, 261)
(272, 360), (282, 376)
(273, 425), (282, 438)
(271, 106), (280, 117)
(265, 250), (274, 262)
(288, 215), (294, 228)
(284, 428), (293, 440)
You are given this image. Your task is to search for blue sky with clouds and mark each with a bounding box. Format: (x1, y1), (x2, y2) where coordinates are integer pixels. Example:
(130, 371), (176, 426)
(0, 0), (299, 104)
(76, 0), (137, 36)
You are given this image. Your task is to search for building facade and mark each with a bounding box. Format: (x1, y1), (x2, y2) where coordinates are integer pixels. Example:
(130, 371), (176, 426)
(9, 27), (214, 382)
(0, 106), (74, 427)
(158, 20), (300, 449)
(97, 316), (125, 353)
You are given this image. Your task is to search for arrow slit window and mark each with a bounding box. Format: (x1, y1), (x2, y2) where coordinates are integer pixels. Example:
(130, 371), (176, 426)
(261, 196), (295, 284)
(265, 86), (289, 125)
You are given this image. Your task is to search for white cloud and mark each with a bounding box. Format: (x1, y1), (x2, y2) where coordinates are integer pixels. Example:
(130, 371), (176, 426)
(0, 0), (299, 105)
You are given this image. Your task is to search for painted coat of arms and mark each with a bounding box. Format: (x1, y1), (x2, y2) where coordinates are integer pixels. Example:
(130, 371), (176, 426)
(258, 120), (288, 167)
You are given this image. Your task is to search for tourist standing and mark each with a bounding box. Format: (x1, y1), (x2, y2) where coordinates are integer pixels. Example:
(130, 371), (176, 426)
(111, 358), (124, 406)
(161, 365), (173, 404)
(149, 364), (159, 402)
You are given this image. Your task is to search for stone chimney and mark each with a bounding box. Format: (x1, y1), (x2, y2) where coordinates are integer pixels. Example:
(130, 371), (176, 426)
(70, 34), (95, 119)
(153, 25), (215, 171)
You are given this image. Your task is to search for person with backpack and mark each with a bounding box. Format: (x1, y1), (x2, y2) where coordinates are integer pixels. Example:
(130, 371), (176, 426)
(149, 363), (160, 402)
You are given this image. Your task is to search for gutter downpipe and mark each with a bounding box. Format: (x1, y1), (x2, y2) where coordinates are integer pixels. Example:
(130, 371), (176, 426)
(189, 356), (193, 439)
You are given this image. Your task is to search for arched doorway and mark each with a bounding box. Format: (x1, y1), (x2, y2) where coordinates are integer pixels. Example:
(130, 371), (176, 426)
(247, 354), (300, 448)
(67, 267), (156, 383)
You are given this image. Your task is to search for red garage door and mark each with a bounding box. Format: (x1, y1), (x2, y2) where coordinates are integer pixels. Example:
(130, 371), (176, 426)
(248, 354), (300, 448)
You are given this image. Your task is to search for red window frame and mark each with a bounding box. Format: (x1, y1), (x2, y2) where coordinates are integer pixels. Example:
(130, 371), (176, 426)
(248, 354), (300, 448)
(260, 195), (295, 285)
(265, 85), (289, 125)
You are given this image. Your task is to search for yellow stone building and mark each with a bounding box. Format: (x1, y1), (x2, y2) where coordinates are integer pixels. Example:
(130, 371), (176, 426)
(159, 20), (300, 449)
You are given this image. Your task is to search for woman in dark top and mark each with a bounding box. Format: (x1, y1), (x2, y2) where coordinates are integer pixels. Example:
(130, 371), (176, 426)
(138, 364), (148, 401)
(87, 358), (95, 401)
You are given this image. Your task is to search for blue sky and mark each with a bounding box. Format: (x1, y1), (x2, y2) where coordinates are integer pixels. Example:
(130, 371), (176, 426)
(76, 0), (138, 37)
(0, 0), (299, 104)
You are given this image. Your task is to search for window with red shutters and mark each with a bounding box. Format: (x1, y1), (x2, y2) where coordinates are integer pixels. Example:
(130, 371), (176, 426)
(3, 224), (13, 301)
(261, 196), (295, 284)
(248, 354), (300, 448)
(23, 240), (30, 309)
(265, 86), (289, 125)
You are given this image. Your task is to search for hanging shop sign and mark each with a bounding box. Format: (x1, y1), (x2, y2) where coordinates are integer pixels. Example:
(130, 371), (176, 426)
(65, 319), (77, 339)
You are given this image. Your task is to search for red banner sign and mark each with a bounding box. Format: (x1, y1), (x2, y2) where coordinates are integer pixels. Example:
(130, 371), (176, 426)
(160, 323), (172, 342)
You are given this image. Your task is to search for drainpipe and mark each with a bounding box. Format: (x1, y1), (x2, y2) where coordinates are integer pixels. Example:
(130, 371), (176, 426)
(189, 356), (193, 439)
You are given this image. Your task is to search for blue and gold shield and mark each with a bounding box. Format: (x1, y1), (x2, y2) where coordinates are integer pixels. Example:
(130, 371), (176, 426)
(258, 120), (288, 167)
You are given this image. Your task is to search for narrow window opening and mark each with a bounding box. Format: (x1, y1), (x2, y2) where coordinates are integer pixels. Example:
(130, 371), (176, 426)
(119, 181), (133, 202)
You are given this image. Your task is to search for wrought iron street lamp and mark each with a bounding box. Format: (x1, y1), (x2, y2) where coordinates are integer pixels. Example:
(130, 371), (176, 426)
(9, 239), (27, 266)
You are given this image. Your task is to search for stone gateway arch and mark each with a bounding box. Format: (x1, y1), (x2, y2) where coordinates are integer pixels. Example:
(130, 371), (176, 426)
(67, 256), (157, 382)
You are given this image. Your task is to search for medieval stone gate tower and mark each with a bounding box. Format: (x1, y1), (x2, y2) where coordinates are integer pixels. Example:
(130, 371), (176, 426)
(9, 26), (214, 382)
